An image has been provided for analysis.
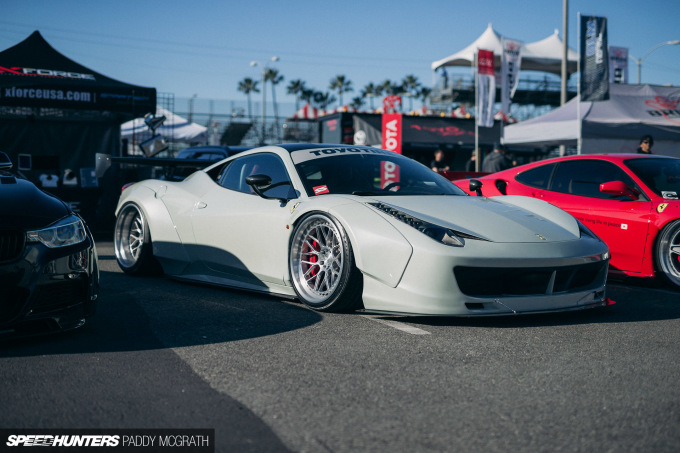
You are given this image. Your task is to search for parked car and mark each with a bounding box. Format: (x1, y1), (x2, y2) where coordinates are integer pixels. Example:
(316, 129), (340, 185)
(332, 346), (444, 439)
(167, 145), (251, 180)
(452, 153), (680, 287)
(113, 144), (610, 316)
(0, 152), (98, 337)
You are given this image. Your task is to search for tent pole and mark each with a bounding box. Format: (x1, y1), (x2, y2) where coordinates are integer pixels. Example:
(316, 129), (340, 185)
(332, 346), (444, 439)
(577, 12), (582, 155)
(559, 0), (568, 157)
(474, 55), (480, 172)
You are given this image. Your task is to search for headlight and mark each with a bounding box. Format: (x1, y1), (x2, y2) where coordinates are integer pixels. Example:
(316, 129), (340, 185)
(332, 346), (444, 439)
(27, 215), (87, 248)
(368, 202), (488, 247)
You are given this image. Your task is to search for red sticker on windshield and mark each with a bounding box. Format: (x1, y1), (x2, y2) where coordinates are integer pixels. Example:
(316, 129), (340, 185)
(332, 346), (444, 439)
(313, 185), (329, 195)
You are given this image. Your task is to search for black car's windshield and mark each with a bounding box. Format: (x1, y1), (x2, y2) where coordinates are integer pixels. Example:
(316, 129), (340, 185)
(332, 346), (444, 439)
(625, 158), (680, 198)
(291, 147), (466, 197)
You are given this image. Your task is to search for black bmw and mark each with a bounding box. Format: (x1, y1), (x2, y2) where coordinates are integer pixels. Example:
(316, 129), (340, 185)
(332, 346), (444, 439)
(0, 152), (98, 337)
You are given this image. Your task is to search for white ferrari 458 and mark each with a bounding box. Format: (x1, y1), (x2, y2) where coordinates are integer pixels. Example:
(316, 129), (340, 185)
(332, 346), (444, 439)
(114, 144), (610, 315)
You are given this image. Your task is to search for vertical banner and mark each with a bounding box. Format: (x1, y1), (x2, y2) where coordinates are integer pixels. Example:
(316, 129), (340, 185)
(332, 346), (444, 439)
(381, 113), (402, 154)
(477, 49), (495, 128)
(580, 15), (609, 101)
(608, 46), (629, 84)
(501, 38), (522, 114)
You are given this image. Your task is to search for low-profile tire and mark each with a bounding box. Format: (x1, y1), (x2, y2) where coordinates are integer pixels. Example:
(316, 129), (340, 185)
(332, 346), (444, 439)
(114, 203), (161, 276)
(289, 213), (363, 312)
(655, 219), (680, 289)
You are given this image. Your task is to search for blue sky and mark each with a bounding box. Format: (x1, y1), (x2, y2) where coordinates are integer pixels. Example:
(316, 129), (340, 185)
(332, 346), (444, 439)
(2, 0), (679, 114)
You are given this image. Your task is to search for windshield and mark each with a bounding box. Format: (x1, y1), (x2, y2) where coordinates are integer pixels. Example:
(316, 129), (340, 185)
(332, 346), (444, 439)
(291, 147), (466, 197)
(625, 158), (680, 198)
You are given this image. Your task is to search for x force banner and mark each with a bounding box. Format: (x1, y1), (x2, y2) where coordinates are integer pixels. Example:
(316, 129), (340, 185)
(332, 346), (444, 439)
(501, 38), (522, 114)
(608, 46), (629, 84)
(580, 15), (609, 101)
(477, 49), (495, 128)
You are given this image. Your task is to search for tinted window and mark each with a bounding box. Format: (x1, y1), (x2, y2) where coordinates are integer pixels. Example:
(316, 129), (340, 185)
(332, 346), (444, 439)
(220, 153), (294, 199)
(549, 160), (637, 199)
(625, 158), (680, 198)
(516, 163), (556, 189)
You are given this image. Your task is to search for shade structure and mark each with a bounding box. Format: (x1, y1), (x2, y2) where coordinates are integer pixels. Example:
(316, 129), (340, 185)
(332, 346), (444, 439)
(290, 104), (320, 120)
(503, 84), (680, 156)
(0, 31), (155, 114)
(431, 24), (578, 76)
(121, 107), (207, 144)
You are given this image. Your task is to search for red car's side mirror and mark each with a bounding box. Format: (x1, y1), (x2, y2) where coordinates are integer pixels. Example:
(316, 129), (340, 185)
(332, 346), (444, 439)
(600, 180), (638, 200)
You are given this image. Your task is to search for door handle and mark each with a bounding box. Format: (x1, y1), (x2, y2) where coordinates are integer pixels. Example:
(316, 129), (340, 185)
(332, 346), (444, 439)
(195, 201), (207, 209)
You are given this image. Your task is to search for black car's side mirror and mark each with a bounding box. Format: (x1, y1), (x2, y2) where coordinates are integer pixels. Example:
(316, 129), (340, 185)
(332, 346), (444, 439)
(246, 174), (291, 203)
(469, 178), (483, 196)
(0, 151), (13, 171)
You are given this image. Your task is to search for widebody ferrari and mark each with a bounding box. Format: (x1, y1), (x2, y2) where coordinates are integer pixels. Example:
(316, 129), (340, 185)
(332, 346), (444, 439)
(114, 144), (610, 316)
(0, 152), (99, 337)
(452, 154), (680, 287)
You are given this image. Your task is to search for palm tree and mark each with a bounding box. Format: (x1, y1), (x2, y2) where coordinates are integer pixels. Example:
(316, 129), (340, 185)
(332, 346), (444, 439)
(379, 79), (396, 95)
(300, 87), (315, 106)
(401, 75), (421, 111)
(313, 91), (337, 110)
(419, 86), (432, 108)
(265, 68), (284, 140)
(237, 77), (260, 119)
(287, 79), (306, 111)
(350, 96), (364, 110)
(361, 82), (379, 110)
(329, 75), (353, 107)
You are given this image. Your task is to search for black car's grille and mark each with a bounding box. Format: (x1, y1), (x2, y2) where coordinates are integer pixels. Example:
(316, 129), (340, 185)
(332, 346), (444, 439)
(31, 279), (88, 314)
(0, 287), (29, 322)
(454, 261), (608, 297)
(0, 230), (25, 263)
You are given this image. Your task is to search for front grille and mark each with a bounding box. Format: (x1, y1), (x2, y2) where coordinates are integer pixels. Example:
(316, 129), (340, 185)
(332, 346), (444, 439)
(454, 261), (608, 297)
(0, 287), (29, 322)
(31, 279), (87, 314)
(0, 230), (25, 263)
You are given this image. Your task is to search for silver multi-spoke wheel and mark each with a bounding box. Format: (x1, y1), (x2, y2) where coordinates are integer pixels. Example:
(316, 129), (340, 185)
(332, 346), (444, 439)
(115, 204), (148, 271)
(657, 220), (680, 288)
(291, 214), (345, 304)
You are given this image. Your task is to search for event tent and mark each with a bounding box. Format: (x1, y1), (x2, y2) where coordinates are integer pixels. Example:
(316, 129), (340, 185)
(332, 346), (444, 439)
(431, 24), (577, 75)
(503, 84), (680, 156)
(121, 107), (208, 144)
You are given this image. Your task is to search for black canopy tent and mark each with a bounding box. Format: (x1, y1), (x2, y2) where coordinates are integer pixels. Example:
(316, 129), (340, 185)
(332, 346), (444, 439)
(0, 31), (156, 227)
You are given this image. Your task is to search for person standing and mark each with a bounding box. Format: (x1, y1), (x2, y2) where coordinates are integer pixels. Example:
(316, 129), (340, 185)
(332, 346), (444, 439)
(482, 143), (512, 173)
(430, 149), (450, 173)
(465, 150), (477, 172)
(637, 135), (653, 154)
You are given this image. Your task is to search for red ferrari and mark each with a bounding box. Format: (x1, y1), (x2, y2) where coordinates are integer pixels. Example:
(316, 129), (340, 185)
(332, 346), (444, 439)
(452, 154), (680, 287)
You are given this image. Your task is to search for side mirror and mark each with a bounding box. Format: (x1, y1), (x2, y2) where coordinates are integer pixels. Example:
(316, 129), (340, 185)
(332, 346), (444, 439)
(469, 178), (483, 196)
(600, 180), (638, 200)
(0, 151), (13, 171)
(246, 174), (272, 188)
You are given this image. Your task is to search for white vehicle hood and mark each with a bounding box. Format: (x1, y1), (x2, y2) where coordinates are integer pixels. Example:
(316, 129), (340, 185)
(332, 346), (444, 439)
(363, 194), (581, 243)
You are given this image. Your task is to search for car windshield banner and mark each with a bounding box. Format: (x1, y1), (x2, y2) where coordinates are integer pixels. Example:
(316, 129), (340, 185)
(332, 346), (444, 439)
(477, 49), (495, 128)
(580, 15), (609, 102)
(501, 38), (522, 114)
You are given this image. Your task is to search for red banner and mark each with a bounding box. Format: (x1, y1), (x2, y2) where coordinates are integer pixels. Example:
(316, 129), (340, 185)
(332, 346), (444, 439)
(477, 49), (495, 76)
(380, 160), (400, 190)
(382, 113), (402, 154)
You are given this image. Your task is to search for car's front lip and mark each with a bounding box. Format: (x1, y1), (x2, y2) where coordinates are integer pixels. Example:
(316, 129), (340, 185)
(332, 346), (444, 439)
(0, 233), (98, 337)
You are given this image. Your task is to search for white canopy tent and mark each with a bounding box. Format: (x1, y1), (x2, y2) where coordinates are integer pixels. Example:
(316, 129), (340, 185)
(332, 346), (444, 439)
(121, 106), (208, 144)
(431, 24), (578, 76)
(503, 84), (680, 157)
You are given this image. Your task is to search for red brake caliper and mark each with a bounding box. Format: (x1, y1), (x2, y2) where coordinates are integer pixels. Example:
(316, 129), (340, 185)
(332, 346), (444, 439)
(309, 240), (319, 279)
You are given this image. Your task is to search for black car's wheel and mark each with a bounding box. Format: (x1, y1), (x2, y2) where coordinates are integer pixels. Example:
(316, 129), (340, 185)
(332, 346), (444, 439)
(289, 213), (363, 312)
(114, 203), (161, 276)
(655, 219), (680, 288)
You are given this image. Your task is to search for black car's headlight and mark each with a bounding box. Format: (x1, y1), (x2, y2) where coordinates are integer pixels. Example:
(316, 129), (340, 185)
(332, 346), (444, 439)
(26, 215), (87, 248)
(368, 202), (488, 247)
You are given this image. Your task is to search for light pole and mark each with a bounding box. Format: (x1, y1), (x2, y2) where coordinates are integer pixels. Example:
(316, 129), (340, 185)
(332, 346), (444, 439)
(250, 56), (279, 145)
(632, 40), (680, 84)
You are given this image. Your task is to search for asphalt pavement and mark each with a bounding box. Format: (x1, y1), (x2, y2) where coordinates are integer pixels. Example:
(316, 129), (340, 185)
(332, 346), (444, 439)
(1, 241), (679, 452)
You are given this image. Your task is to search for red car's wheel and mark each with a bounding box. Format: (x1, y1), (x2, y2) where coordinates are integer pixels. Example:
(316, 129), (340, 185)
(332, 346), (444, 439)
(656, 219), (680, 288)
